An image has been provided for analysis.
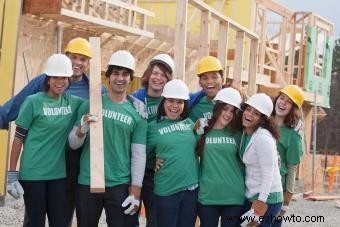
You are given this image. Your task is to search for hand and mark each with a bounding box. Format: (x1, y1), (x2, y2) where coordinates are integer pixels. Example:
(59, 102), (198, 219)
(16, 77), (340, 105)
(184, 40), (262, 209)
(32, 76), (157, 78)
(7, 171), (24, 199)
(294, 119), (304, 137)
(154, 156), (164, 172)
(121, 186), (141, 215)
(194, 118), (208, 135)
(284, 191), (293, 205)
(240, 209), (260, 227)
(80, 114), (98, 134)
(251, 200), (268, 216)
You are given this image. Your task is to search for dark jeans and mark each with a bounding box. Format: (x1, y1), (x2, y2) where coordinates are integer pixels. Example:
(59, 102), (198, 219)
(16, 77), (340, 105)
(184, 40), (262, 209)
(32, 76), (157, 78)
(76, 183), (138, 227)
(140, 174), (157, 227)
(65, 148), (82, 227)
(155, 188), (198, 227)
(20, 178), (67, 227)
(198, 202), (244, 227)
(243, 200), (282, 227)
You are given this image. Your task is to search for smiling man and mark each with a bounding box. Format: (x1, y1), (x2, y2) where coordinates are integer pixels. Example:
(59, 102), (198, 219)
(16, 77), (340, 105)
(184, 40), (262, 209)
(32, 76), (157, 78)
(189, 56), (224, 122)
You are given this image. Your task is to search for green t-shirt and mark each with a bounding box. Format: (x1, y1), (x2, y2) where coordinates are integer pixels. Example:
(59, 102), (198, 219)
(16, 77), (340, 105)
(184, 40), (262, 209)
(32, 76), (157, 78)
(239, 132), (252, 159)
(198, 128), (245, 205)
(277, 125), (303, 190)
(147, 118), (199, 196)
(145, 96), (163, 169)
(248, 192), (283, 204)
(77, 94), (147, 187)
(189, 96), (214, 123)
(16, 92), (83, 180)
(146, 95), (162, 123)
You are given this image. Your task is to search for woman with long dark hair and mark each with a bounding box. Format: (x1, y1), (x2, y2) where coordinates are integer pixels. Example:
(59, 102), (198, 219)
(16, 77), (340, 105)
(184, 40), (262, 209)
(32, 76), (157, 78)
(196, 88), (245, 227)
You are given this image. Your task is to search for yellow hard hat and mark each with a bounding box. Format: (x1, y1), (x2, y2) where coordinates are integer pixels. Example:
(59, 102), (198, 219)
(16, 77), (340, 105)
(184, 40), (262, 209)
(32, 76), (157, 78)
(64, 37), (92, 58)
(280, 85), (304, 108)
(197, 56), (223, 76)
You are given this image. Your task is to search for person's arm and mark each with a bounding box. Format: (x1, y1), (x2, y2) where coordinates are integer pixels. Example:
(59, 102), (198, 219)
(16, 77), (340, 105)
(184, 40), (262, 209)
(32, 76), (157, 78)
(188, 90), (205, 109)
(0, 74), (45, 129)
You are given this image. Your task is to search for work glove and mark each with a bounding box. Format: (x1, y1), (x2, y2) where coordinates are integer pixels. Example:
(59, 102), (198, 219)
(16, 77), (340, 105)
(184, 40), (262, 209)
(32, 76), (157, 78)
(240, 209), (261, 227)
(128, 95), (148, 119)
(194, 118), (208, 135)
(154, 156), (164, 172)
(279, 191), (293, 215)
(294, 119), (304, 137)
(7, 171), (24, 199)
(80, 114), (98, 134)
(122, 186), (141, 215)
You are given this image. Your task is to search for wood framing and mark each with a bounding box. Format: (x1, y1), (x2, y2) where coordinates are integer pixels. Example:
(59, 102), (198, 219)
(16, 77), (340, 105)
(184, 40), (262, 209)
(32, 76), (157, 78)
(89, 37), (105, 193)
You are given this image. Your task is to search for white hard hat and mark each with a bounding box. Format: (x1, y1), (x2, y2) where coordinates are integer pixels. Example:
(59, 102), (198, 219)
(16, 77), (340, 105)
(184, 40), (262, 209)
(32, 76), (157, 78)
(150, 54), (175, 74)
(44, 54), (73, 77)
(245, 93), (273, 117)
(214, 88), (242, 109)
(108, 50), (135, 71)
(161, 79), (189, 100)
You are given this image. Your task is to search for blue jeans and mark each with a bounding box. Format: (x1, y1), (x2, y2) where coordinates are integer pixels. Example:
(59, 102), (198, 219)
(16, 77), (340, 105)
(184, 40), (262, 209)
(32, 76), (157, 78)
(20, 178), (67, 227)
(155, 188), (198, 227)
(244, 200), (282, 227)
(140, 175), (157, 227)
(198, 202), (244, 227)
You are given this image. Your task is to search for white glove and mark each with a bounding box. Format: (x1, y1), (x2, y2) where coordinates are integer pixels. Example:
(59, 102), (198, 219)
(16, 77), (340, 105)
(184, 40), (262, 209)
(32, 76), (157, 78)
(121, 195), (140, 215)
(80, 114), (98, 134)
(294, 119), (304, 137)
(128, 95), (148, 119)
(7, 171), (24, 199)
(195, 118), (208, 135)
(240, 208), (261, 226)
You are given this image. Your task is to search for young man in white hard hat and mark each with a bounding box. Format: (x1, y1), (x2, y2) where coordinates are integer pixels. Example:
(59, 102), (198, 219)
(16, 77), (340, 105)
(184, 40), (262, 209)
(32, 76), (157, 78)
(68, 50), (146, 227)
(7, 54), (83, 227)
(1, 37), (104, 226)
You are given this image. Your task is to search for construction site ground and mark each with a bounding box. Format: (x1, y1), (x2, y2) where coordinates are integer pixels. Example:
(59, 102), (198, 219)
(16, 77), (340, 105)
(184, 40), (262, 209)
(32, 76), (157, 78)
(1, 179), (339, 227)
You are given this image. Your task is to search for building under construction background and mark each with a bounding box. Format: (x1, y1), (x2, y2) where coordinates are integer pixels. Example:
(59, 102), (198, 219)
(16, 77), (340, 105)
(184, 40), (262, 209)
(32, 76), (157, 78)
(0, 0), (339, 208)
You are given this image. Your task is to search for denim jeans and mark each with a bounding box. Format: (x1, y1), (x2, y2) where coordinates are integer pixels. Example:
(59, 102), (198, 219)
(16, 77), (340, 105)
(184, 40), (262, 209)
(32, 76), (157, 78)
(140, 175), (157, 227)
(198, 202), (244, 227)
(20, 178), (67, 227)
(155, 188), (198, 227)
(243, 200), (282, 227)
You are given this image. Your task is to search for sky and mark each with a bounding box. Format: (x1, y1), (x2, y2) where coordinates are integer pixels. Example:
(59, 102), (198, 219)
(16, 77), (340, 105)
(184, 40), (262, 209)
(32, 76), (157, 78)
(275, 0), (339, 39)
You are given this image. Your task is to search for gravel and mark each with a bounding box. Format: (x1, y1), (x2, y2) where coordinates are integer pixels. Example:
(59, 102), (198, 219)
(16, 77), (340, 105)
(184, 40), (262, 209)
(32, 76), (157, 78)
(1, 193), (339, 227)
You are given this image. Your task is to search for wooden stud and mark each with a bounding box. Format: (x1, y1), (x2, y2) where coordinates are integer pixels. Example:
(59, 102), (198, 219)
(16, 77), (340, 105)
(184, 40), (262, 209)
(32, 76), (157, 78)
(233, 31), (245, 88)
(89, 37), (105, 193)
(248, 39), (259, 95)
(174, 0), (188, 80)
(199, 10), (210, 58)
(217, 21), (229, 81)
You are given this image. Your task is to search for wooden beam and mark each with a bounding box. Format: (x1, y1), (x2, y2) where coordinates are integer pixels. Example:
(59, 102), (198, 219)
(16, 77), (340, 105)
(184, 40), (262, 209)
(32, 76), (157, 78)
(258, 8), (267, 75)
(174, 0), (188, 80)
(89, 37), (105, 193)
(217, 22), (229, 80)
(189, 0), (258, 40)
(199, 10), (210, 58)
(255, 0), (294, 17)
(248, 39), (259, 95)
(101, 0), (155, 17)
(233, 31), (245, 88)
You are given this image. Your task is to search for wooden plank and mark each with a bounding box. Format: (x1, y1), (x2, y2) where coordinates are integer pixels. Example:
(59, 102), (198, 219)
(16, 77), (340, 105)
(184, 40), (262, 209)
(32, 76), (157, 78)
(248, 39), (258, 95)
(89, 37), (105, 193)
(102, 0), (155, 17)
(306, 195), (340, 201)
(199, 10), (210, 58)
(233, 31), (245, 88)
(174, 0), (188, 80)
(59, 9), (154, 38)
(255, 0), (294, 17)
(217, 22), (229, 80)
(23, 0), (61, 14)
(189, 0), (258, 40)
(258, 8), (267, 75)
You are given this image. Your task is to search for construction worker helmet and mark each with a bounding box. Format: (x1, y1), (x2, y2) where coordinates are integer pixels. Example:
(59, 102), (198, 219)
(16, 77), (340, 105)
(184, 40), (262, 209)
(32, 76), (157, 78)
(44, 54), (73, 77)
(161, 79), (189, 100)
(245, 93), (273, 117)
(197, 56), (223, 76)
(108, 50), (135, 71)
(64, 37), (93, 58)
(150, 54), (175, 74)
(214, 88), (242, 109)
(280, 85), (304, 108)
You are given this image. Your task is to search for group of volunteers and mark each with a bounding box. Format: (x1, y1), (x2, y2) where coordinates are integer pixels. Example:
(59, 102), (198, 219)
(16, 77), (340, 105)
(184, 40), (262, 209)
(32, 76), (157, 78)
(1, 36), (304, 227)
